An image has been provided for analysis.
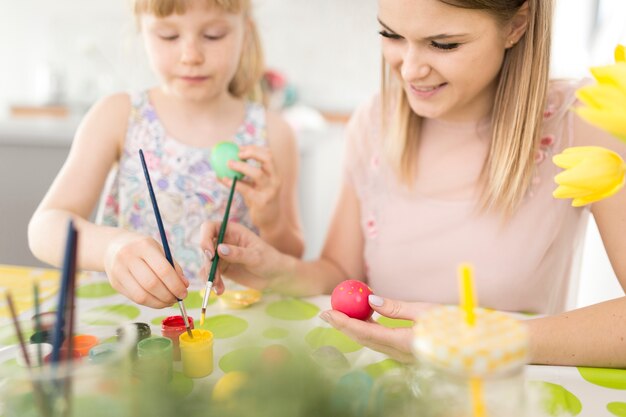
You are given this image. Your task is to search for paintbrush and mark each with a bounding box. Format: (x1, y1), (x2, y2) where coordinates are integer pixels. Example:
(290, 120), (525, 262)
(62, 226), (78, 417)
(5, 290), (51, 417)
(51, 220), (77, 364)
(33, 281), (43, 366)
(139, 149), (193, 338)
(200, 176), (238, 325)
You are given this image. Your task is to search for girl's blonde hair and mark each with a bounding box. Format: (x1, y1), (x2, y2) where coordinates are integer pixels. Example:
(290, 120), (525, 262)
(382, 0), (553, 215)
(132, 0), (265, 102)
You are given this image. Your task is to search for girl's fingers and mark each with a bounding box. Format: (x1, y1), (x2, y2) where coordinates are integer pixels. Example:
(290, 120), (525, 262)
(150, 254), (189, 299)
(228, 160), (264, 182)
(131, 258), (179, 304)
(116, 269), (169, 308)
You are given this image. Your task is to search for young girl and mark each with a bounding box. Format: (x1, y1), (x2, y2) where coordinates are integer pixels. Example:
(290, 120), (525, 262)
(200, 0), (626, 367)
(28, 0), (304, 309)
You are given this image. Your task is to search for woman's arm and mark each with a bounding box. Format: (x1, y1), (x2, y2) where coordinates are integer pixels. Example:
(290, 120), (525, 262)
(527, 110), (626, 367)
(202, 179), (367, 296)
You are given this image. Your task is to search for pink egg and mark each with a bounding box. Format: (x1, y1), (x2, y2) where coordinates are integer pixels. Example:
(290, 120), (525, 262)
(331, 280), (374, 320)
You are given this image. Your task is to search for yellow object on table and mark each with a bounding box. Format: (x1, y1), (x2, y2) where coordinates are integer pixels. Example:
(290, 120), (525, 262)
(0, 265), (62, 318)
(179, 328), (214, 378)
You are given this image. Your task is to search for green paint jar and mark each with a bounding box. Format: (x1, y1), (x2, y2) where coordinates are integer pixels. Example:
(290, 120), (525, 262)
(136, 337), (173, 383)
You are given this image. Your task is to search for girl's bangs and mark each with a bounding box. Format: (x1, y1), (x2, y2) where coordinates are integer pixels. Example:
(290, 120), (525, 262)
(134, 0), (248, 17)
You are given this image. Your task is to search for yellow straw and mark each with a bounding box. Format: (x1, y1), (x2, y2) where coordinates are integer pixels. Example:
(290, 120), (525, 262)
(457, 263), (486, 417)
(458, 263), (476, 327)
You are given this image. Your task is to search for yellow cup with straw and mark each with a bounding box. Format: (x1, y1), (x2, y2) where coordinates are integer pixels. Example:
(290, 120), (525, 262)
(412, 264), (529, 417)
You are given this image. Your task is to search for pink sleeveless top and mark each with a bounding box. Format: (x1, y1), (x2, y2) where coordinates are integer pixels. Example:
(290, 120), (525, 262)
(345, 80), (589, 314)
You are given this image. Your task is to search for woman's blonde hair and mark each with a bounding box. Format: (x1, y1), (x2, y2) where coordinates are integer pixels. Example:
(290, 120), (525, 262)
(382, 0), (552, 215)
(132, 0), (265, 102)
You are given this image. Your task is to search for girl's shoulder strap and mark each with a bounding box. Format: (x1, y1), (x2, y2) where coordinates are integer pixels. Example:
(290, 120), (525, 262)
(236, 100), (268, 146)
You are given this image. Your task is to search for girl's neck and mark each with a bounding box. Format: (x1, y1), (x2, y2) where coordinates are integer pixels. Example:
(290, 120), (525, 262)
(152, 87), (243, 123)
(148, 87), (247, 147)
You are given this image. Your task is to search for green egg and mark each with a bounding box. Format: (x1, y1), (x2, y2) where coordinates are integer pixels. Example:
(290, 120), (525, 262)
(211, 142), (243, 179)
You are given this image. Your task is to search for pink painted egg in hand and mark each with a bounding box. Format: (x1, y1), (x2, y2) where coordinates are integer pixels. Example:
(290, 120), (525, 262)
(331, 280), (374, 320)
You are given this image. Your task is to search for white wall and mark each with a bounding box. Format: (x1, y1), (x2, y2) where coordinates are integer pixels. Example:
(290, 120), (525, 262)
(0, 0), (380, 115)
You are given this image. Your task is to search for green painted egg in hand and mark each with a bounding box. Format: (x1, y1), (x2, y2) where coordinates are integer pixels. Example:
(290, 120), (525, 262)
(211, 142), (244, 179)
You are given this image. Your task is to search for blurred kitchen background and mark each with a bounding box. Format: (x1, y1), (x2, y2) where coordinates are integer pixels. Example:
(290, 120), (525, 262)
(1, 0), (624, 308)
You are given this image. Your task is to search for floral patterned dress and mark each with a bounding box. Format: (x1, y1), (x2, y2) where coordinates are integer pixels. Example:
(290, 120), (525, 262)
(96, 91), (266, 281)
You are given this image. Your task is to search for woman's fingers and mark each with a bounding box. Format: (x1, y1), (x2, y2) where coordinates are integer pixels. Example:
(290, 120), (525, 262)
(368, 295), (434, 321)
(320, 310), (415, 363)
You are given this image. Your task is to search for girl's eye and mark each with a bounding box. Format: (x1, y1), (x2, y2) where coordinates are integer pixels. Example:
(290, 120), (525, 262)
(378, 30), (402, 40)
(431, 41), (460, 50)
(159, 34), (179, 41)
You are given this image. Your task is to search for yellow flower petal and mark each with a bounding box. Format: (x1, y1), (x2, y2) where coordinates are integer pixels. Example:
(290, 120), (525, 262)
(552, 146), (626, 207)
(589, 64), (626, 94)
(575, 107), (626, 143)
(576, 84), (626, 109)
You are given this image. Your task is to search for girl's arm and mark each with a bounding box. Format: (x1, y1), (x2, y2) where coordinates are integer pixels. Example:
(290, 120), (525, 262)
(527, 113), (626, 367)
(202, 179), (366, 296)
(28, 93), (188, 308)
(28, 93), (130, 270)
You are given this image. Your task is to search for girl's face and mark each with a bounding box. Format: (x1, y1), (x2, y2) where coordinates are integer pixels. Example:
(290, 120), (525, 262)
(140, 2), (246, 102)
(379, 0), (513, 123)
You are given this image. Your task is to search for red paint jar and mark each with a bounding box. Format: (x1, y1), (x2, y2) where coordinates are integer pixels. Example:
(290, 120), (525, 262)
(161, 315), (194, 360)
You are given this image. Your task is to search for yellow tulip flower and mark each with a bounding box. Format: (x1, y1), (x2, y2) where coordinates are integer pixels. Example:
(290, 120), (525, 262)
(574, 44), (626, 143)
(553, 146), (625, 207)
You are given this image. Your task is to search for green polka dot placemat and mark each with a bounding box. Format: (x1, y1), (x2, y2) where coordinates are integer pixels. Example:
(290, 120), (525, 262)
(82, 304), (141, 326)
(376, 316), (413, 328)
(266, 298), (320, 320)
(608, 402), (626, 417)
(305, 327), (363, 353)
(528, 381), (582, 416)
(199, 314), (248, 339)
(578, 367), (626, 390)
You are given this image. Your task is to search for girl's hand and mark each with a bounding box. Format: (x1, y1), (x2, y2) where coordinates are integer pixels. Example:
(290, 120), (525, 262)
(104, 232), (189, 308)
(221, 145), (281, 231)
(319, 296), (435, 363)
(200, 221), (285, 290)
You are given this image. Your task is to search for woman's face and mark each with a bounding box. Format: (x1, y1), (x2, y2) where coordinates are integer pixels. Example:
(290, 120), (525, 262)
(379, 0), (514, 123)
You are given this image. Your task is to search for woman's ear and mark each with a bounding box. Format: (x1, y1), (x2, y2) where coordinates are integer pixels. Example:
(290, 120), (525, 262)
(507, 1), (530, 46)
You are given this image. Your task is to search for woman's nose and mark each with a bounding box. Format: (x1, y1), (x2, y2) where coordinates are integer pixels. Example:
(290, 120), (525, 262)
(400, 45), (431, 81)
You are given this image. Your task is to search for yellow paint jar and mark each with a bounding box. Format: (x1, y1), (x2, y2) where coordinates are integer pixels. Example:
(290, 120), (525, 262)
(179, 329), (214, 378)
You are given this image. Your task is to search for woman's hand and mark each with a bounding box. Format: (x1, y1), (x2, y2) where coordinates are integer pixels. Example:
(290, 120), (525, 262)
(104, 231), (189, 308)
(200, 221), (287, 290)
(221, 145), (281, 231)
(320, 295), (435, 363)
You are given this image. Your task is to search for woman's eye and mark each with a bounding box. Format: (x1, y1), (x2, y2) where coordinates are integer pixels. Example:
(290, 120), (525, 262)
(203, 34), (226, 41)
(378, 30), (402, 40)
(159, 34), (179, 41)
(431, 41), (460, 50)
